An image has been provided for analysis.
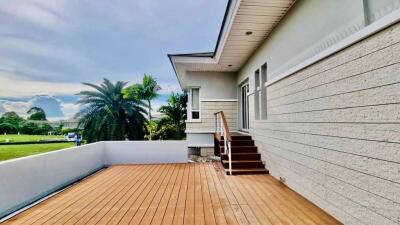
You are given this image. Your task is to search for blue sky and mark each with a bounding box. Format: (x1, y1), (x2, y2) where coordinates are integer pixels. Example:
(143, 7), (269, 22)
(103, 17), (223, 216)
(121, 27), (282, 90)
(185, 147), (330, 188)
(0, 0), (227, 120)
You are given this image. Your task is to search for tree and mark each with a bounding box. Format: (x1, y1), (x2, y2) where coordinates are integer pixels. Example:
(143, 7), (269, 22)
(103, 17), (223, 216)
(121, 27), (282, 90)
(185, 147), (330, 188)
(123, 74), (160, 122)
(20, 122), (40, 135)
(0, 122), (18, 134)
(76, 78), (147, 143)
(159, 93), (187, 135)
(0, 111), (24, 131)
(27, 107), (47, 121)
(146, 92), (187, 140)
(145, 120), (182, 140)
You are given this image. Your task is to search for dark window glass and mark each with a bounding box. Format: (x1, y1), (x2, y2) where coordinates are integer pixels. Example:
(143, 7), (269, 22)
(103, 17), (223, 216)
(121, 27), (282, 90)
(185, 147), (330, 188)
(192, 111), (200, 119)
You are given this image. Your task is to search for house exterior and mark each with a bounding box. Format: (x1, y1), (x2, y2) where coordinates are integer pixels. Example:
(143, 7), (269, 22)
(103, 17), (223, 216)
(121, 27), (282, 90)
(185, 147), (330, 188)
(60, 118), (79, 129)
(169, 0), (400, 224)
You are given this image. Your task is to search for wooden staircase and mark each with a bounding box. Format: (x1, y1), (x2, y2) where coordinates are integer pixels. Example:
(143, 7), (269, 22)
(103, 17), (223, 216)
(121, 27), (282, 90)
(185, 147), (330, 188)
(215, 132), (269, 175)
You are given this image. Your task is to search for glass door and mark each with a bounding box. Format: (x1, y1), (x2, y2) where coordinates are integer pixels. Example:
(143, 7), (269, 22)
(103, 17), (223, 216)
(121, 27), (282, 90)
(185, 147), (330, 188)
(240, 83), (249, 130)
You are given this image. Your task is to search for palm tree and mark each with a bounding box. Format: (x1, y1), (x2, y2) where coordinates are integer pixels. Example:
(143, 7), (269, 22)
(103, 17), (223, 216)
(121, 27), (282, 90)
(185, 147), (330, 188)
(27, 107), (47, 121)
(75, 78), (147, 142)
(158, 92), (187, 138)
(123, 74), (160, 121)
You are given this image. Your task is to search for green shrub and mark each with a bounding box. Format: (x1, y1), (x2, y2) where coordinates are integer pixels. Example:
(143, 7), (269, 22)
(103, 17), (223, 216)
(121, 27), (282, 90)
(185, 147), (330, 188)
(0, 123), (18, 134)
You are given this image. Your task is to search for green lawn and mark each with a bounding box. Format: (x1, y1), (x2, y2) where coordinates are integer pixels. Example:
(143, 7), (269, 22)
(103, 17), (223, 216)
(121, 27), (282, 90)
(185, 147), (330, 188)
(0, 134), (65, 143)
(0, 143), (75, 161)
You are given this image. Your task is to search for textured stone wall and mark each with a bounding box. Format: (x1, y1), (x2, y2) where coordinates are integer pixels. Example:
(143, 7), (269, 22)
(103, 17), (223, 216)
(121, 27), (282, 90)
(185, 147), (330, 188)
(247, 22), (400, 224)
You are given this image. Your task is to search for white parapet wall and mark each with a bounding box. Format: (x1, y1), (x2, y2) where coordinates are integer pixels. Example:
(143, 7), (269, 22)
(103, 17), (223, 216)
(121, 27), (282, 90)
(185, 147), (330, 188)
(104, 141), (188, 165)
(0, 142), (105, 218)
(0, 140), (187, 219)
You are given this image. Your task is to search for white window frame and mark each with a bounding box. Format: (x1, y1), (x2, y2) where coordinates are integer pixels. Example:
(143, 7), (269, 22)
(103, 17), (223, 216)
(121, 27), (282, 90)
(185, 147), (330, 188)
(260, 63), (268, 120)
(188, 87), (201, 121)
(254, 69), (261, 120)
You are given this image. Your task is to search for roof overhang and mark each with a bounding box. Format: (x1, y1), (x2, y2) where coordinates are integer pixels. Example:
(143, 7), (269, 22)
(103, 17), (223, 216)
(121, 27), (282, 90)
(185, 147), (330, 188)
(169, 0), (296, 90)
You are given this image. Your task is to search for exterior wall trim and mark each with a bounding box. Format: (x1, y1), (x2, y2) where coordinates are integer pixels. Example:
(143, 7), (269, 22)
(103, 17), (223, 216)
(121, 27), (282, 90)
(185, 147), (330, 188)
(201, 99), (238, 102)
(185, 130), (215, 133)
(264, 8), (400, 87)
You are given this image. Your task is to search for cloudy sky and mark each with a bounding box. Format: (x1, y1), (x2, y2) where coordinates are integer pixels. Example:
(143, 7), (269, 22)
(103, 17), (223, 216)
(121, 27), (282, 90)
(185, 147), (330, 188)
(0, 0), (227, 120)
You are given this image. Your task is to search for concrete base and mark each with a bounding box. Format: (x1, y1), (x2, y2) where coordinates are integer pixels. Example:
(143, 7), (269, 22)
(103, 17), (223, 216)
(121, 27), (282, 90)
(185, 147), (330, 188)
(200, 147), (214, 157)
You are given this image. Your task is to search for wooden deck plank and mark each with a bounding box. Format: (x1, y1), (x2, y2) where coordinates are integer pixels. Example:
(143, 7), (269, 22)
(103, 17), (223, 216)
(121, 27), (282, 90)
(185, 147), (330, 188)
(239, 175), (306, 225)
(79, 165), (153, 225)
(95, 164), (160, 225)
(87, 163), (156, 224)
(59, 165), (145, 224)
(1, 163), (342, 225)
(207, 164), (240, 225)
(172, 163), (190, 225)
(236, 175), (289, 225)
(212, 165), (251, 225)
(204, 163), (228, 225)
(34, 166), (131, 225)
(199, 163), (217, 225)
(41, 166), (133, 224)
(213, 164), (261, 225)
(140, 164), (180, 225)
(183, 162), (195, 225)
(259, 175), (341, 225)
(160, 164), (186, 225)
(3, 168), (116, 225)
(150, 163), (182, 225)
(249, 175), (318, 225)
(118, 164), (173, 224)
(103, 164), (165, 225)
(194, 163), (206, 225)
(229, 174), (281, 225)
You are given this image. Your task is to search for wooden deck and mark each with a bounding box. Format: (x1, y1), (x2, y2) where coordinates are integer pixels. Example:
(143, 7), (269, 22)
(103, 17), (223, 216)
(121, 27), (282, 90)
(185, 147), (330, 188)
(2, 163), (342, 225)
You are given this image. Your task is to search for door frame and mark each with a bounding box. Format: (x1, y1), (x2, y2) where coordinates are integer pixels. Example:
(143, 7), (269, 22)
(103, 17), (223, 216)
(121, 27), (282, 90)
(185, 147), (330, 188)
(239, 81), (249, 132)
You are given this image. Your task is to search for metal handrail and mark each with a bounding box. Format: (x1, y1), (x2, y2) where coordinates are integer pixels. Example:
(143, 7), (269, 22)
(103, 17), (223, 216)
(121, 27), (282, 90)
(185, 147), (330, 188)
(214, 111), (232, 175)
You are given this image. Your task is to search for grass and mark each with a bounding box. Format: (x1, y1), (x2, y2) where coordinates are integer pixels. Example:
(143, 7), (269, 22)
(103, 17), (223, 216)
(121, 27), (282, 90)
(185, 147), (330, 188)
(0, 142), (75, 161)
(0, 134), (65, 143)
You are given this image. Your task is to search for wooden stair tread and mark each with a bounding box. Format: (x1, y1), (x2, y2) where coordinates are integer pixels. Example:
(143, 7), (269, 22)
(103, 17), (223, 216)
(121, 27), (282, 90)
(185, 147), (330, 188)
(220, 146), (257, 148)
(225, 168), (269, 175)
(229, 168), (268, 171)
(222, 160), (263, 163)
(215, 131), (266, 175)
(221, 153), (260, 155)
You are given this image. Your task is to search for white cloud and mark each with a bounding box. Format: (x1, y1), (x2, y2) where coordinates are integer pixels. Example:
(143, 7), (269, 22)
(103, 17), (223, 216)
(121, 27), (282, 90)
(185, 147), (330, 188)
(60, 103), (80, 119)
(0, 72), (85, 98)
(0, 0), (70, 32)
(0, 99), (33, 118)
(158, 82), (182, 94)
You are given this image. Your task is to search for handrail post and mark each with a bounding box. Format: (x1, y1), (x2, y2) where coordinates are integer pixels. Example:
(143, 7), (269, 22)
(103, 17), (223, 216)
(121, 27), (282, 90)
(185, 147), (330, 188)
(228, 141), (232, 175)
(214, 114), (217, 133)
(214, 111), (233, 175)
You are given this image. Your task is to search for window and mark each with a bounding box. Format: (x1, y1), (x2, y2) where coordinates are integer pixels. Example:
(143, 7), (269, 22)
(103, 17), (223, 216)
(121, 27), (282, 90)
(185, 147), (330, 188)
(254, 63), (268, 120)
(189, 88), (200, 120)
(254, 69), (260, 120)
(260, 63), (268, 120)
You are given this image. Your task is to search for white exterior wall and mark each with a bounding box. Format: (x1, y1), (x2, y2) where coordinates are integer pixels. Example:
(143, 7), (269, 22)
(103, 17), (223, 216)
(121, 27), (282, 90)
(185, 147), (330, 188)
(238, 0), (365, 83)
(238, 14), (400, 225)
(0, 142), (105, 218)
(0, 141), (187, 219)
(104, 141), (187, 165)
(186, 133), (214, 148)
(186, 71), (237, 99)
(185, 71), (238, 148)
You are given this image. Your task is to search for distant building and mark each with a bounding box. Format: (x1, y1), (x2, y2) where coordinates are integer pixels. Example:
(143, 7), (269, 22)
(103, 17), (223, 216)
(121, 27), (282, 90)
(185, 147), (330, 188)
(26, 120), (60, 128)
(61, 118), (79, 129)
